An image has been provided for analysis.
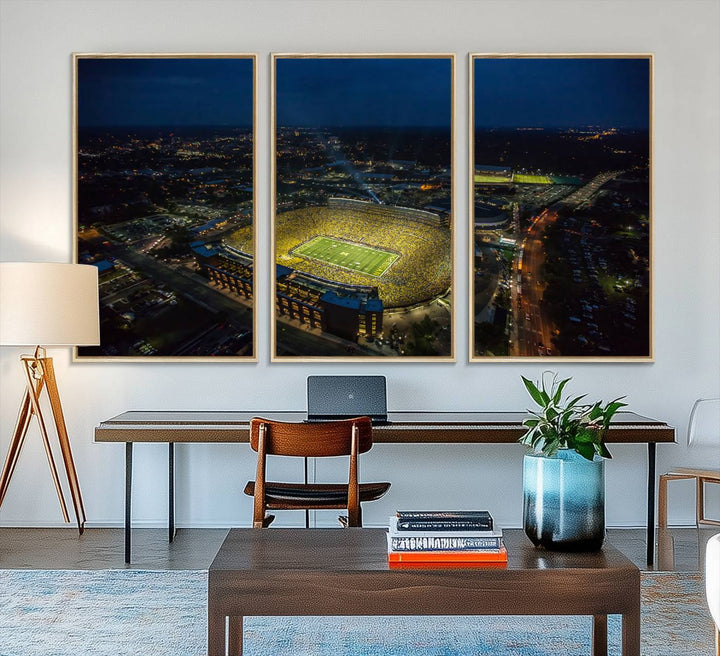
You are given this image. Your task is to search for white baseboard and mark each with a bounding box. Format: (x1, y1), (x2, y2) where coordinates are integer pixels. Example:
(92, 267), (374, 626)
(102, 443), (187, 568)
(0, 519), (375, 529)
(0, 519), (669, 530)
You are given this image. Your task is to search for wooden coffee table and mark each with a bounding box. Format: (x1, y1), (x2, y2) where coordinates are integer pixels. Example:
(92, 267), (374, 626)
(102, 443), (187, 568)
(208, 528), (640, 656)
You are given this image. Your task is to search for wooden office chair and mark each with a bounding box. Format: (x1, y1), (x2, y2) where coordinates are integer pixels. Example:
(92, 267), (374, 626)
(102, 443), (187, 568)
(243, 417), (390, 528)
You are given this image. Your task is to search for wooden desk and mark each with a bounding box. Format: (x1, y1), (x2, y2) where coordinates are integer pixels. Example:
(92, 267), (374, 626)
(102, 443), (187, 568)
(94, 411), (675, 564)
(207, 528), (641, 656)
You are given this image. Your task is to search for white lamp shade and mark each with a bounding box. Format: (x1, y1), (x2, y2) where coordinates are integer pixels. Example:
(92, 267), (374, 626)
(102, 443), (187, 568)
(0, 262), (100, 346)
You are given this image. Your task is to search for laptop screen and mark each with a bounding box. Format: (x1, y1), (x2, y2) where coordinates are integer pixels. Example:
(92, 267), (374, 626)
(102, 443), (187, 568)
(306, 375), (387, 422)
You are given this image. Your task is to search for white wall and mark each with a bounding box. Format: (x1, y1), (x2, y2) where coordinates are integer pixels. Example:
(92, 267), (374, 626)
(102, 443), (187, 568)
(1, 0), (718, 530)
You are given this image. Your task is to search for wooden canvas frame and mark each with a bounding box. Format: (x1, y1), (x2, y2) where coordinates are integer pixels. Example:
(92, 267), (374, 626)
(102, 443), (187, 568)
(271, 53), (455, 362)
(469, 53), (653, 362)
(72, 53), (257, 362)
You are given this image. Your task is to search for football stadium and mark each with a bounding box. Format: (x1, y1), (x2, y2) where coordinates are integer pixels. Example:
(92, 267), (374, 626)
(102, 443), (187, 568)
(228, 198), (452, 309)
(474, 165), (582, 187)
(292, 236), (399, 278)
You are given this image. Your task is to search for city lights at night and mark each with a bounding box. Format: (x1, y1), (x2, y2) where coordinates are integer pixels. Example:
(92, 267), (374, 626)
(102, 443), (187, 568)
(472, 56), (652, 359)
(75, 56), (255, 359)
(271, 56), (454, 359)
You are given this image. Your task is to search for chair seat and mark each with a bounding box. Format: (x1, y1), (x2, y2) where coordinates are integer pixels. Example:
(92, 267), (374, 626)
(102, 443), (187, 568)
(244, 481), (390, 509)
(664, 467), (720, 480)
(659, 468), (720, 528)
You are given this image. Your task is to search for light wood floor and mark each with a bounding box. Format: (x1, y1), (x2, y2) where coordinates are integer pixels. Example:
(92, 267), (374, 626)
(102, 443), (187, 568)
(0, 526), (716, 571)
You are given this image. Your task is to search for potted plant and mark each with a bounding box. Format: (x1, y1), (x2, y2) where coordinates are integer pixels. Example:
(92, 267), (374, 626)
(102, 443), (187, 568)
(519, 372), (626, 551)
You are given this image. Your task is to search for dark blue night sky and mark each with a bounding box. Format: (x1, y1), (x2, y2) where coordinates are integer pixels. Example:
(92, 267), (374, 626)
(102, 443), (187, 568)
(77, 58), (254, 128)
(276, 57), (452, 128)
(474, 58), (650, 129)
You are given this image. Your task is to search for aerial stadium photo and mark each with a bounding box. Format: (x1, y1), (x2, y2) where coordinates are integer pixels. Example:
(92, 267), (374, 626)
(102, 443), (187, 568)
(292, 236), (399, 278)
(74, 55), (256, 360)
(470, 55), (652, 360)
(264, 55), (454, 359)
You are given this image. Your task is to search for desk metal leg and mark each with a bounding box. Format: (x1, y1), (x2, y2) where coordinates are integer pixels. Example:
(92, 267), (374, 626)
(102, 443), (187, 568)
(169, 443), (175, 542)
(647, 442), (656, 566)
(125, 442), (133, 564)
(304, 456), (310, 529)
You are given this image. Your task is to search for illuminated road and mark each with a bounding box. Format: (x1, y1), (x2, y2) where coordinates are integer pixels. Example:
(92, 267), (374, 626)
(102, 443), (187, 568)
(510, 170), (623, 356)
(512, 209), (557, 356)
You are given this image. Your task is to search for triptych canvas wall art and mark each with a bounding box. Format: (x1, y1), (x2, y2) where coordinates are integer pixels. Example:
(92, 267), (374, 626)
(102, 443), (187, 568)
(470, 55), (652, 361)
(272, 55), (454, 361)
(72, 53), (652, 363)
(74, 54), (256, 361)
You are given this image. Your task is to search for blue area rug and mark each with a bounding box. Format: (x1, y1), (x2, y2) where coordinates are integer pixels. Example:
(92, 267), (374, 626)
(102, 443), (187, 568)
(0, 569), (714, 655)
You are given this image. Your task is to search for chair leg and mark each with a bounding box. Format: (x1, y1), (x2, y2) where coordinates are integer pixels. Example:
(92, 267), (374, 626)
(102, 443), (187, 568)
(697, 477), (704, 527)
(658, 474), (669, 528)
(656, 526), (675, 571)
(347, 504), (361, 527)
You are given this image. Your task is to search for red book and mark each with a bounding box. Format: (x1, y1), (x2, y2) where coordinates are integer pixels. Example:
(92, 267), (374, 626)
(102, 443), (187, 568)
(388, 545), (507, 564)
(389, 560), (507, 570)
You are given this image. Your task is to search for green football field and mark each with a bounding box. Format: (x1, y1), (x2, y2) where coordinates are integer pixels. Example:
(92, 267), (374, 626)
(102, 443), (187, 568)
(513, 173), (554, 185)
(474, 174), (512, 184)
(293, 236), (398, 277)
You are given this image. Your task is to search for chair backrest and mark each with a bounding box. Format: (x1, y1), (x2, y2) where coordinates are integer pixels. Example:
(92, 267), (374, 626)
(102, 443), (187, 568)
(687, 398), (720, 447)
(249, 417), (373, 457)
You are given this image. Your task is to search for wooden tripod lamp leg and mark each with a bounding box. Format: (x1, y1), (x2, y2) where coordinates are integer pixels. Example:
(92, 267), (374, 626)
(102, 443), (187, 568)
(0, 354), (86, 534)
(0, 390), (34, 506)
(41, 357), (86, 533)
(20, 356), (71, 524)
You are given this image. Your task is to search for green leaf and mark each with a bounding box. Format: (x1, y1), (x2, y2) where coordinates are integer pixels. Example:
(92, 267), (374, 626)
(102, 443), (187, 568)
(588, 403), (603, 421)
(545, 438), (561, 457)
(574, 429), (595, 443)
(597, 442), (613, 459)
(566, 394), (586, 409)
(559, 408), (574, 425)
(552, 377), (571, 404)
(520, 429), (537, 445)
(576, 442), (595, 461)
(601, 399), (627, 427)
(522, 376), (546, 407)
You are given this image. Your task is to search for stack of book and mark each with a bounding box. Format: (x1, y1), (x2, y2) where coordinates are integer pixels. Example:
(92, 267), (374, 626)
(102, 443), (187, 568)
(387, 510), (507, 567)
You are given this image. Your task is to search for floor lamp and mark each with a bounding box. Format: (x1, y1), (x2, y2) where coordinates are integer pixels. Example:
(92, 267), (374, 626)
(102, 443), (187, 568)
(0, 262), (100, 533)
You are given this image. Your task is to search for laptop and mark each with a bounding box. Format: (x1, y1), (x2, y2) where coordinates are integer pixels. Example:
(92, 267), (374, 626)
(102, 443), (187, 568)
(306, 375), (389, 425)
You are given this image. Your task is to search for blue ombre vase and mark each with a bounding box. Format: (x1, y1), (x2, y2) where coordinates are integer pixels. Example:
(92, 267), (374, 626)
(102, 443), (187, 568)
(523, 448), (606, 551)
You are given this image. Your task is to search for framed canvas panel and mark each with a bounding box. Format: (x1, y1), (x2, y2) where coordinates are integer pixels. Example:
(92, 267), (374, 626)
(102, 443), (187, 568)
(73, 54), (257, 361)
(272, 54), (455, 362)
(469, 54), (653, 362)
